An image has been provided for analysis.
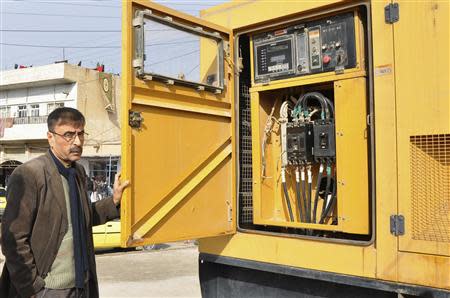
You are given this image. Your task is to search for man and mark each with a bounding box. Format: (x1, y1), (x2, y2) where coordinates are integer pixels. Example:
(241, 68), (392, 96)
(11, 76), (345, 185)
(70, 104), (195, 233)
(0, 107), (129, 297)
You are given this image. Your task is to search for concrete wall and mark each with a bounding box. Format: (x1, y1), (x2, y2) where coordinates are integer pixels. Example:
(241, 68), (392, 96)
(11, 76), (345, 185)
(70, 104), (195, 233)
(74, 67), (121, 157)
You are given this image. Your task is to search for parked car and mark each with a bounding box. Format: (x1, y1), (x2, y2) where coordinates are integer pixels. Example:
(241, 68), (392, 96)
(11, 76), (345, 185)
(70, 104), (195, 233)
(0, 187), (6, 221)
(93, 218), (121, 249)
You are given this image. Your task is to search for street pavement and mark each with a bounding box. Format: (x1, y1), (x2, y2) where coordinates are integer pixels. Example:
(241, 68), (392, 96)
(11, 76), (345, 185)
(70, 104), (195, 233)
(0, 242), (201, 298)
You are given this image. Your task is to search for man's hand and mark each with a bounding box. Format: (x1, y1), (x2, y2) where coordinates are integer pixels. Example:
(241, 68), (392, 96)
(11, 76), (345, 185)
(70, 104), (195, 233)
(112, 173), (130, 206)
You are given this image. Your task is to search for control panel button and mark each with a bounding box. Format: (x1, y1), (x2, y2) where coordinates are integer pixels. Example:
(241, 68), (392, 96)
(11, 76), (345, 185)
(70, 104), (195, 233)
(322, 55), (331, 64)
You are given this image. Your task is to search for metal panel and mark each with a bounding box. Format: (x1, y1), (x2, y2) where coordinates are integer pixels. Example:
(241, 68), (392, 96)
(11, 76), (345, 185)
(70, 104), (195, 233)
(394, 1), (450, 259)
(121, 1), (235, 247)
(370, 0), (400, 283)
(334, 77), (369, 234)
(392, 0), (450, 290)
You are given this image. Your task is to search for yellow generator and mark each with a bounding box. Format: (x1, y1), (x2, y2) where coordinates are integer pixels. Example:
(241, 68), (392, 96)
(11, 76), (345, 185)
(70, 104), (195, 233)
(121, 1), (449, 296)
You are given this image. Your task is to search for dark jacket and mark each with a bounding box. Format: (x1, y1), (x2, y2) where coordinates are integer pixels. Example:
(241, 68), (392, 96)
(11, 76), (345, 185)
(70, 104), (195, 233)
(0, 151), (120, 298)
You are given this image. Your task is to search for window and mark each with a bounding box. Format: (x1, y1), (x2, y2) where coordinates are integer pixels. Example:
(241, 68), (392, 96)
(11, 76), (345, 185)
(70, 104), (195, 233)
(133, 9), (225, 93)
(0, 106), (10, 118)
(30, 104), (40, 117)
(47, 102), (64, 114)
(17, 105), (27, 118)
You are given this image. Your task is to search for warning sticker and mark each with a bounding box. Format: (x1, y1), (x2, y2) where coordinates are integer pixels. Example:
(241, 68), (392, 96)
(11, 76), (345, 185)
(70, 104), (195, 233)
(374, 64), (393, 76)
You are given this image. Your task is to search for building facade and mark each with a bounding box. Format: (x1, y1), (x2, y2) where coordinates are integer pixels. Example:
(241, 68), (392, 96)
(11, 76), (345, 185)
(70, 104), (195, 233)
(0, 63), (121, 190)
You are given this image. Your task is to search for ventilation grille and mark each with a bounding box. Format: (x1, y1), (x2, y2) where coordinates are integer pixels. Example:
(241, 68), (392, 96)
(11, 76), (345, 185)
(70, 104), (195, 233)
(239, 84), (254, 225)
(410, 134), (450, 243)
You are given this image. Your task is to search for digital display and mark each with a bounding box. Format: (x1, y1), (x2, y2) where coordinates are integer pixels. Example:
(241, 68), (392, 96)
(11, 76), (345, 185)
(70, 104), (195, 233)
(254, 36), (295, 81)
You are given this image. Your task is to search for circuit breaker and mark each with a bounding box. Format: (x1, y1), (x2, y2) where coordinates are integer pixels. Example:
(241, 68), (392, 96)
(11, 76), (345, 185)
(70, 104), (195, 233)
(286, 122), (314, 165)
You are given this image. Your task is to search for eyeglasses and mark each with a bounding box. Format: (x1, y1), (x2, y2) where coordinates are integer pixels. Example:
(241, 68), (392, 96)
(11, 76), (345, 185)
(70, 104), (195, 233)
(50, 130), (88, 143)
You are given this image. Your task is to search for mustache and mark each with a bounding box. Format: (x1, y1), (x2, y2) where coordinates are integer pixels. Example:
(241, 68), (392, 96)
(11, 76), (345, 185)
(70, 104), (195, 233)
(70, 146), (83, 154)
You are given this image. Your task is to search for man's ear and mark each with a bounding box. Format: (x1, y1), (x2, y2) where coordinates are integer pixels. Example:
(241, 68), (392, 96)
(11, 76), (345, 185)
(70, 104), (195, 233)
(47, 131), (55, 148)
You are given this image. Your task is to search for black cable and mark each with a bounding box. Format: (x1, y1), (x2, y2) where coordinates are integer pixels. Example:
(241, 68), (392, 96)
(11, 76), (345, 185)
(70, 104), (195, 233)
(306, 168), (312, 223)
(296, 92), (330, 120)
(295, 175), (304, 222)
(320, 170), (337, 224)
(323, 96), (335, 118)
(295, 93), (325, 118)
(312, 164), (323, 223)
(282, 181), (294, 222)
(301, 168), (307, 223)
(319, 164), (332, 221)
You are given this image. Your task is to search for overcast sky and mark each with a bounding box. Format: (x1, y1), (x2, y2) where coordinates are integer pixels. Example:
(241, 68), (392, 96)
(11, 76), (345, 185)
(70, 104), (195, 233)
(0, 0), (226, 74)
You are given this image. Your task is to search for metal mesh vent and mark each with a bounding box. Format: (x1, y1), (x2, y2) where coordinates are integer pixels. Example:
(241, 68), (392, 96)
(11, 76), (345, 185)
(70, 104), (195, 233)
(239, 84), (254, 225)
(410, 134), (450, 242)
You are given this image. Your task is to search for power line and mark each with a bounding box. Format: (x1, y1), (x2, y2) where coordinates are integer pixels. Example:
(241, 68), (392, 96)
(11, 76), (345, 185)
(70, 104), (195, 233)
(0, 29), (121, 33)
(0, 39), (198, 49)
(186, 63), (199, 76)
(156, 1), (217, 6)
(25, 1), (121, 8)
(10, 1), (217, 9)
(6, 32), (120, 62)
(148, 49), (199, 66)
(0, 42), (119, 49)
(0, 29), (175, 33)
(0, 11), (120, 19)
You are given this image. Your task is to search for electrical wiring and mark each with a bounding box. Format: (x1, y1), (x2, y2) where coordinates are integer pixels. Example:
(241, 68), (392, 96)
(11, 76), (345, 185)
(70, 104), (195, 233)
(281, 168), (294, 222)
(306, 165), (312, 223)
(300, 166), (307, 222)
(319, 164), (333, 221)
(294, 92), (331, 120)
(261, 98), (280, 178)
(295, 167), (304, 222)
(320, 169), (337, 224)
(312, 165), (324, 224)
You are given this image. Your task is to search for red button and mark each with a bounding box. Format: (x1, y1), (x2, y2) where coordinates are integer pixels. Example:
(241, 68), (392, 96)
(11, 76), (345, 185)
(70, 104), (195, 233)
(323, 55), (331, 64)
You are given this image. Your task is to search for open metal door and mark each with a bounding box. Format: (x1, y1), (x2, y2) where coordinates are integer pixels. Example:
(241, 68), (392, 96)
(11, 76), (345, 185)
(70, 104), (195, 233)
(121, 0), (236, 247)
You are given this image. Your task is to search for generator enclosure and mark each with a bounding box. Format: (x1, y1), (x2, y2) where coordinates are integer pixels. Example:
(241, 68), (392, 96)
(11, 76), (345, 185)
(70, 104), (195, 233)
(121, 1), (450, 296)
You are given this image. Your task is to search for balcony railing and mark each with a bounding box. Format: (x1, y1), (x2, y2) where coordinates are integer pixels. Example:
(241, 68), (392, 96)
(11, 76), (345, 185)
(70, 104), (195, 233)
(13, 116), (48, 125)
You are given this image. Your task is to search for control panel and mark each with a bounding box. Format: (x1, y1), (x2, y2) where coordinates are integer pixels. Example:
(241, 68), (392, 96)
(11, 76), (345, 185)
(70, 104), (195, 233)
(254, 33), (296, 82)
(253, 12), (357, 83)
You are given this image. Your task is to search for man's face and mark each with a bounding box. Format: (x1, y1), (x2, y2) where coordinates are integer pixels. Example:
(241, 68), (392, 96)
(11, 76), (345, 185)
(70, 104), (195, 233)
(47, 122), (85, 164)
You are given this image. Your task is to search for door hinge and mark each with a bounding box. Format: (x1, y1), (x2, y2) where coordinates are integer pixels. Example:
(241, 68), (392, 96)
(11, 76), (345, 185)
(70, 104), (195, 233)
(226, 200), (233, 222)
(129, 110), (144, 129)
(224, 41), (231, 58)
(390, 215), (405, 236)
(385, 3), (399, 24)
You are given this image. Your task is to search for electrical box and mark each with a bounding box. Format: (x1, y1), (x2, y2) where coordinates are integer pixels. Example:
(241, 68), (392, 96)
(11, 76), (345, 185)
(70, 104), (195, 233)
(248, 8), (369, 233)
